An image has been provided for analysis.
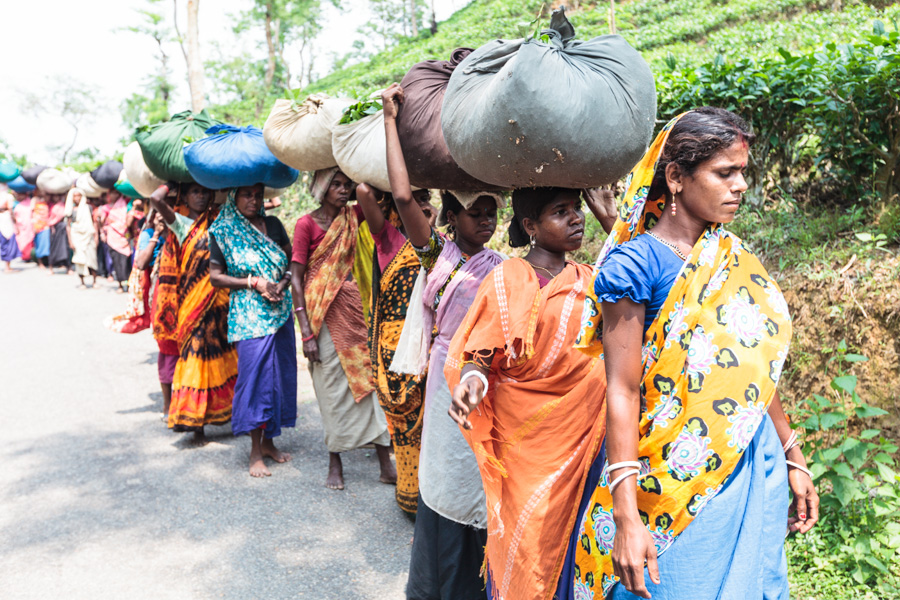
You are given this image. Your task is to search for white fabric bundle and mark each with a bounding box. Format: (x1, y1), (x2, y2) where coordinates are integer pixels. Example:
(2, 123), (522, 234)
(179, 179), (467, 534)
(263, 96), (353, 172)
(332, 110), (392, 192)
(123, 141), (165, 198)
(36, 169), (72, 194)
(76, 173), (106, 198)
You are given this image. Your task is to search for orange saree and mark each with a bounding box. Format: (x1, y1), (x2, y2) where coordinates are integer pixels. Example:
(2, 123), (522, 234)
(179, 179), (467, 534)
(445, 258), (608, 600)
(166, 211), (238, 430)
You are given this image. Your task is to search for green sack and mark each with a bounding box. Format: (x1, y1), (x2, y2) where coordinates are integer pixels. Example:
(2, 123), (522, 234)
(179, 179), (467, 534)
(135, 109), (221, 183)
(0, 160), (19, 183)
(114, 179), (140, 199)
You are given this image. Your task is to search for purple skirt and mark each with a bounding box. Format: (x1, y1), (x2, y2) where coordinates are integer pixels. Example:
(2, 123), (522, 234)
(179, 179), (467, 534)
(232, 319), (298, 438)
(0, 230), (19, 262)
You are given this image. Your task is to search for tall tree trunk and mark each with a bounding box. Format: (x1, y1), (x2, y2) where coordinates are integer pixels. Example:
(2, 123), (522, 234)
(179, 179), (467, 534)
(609, 0), (617, 34)
(62, 124), (79, 164)
(409, 0), (418, 37)
(264, 2), (277, 90)
(186, 0), (205, 113)
(430, 2), (437, 34)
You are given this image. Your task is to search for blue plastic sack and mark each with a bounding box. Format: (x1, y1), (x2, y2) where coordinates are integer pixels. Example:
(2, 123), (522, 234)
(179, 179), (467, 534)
(184, 124), (298, 190)
(8, 175), (36, 194)
(0, 161), (20, 183)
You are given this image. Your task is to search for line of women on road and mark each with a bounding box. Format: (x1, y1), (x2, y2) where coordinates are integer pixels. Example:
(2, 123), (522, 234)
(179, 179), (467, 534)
(350, 86), (819, 600)
(1, 183), (145, 290)
(75, 84), (824, 599)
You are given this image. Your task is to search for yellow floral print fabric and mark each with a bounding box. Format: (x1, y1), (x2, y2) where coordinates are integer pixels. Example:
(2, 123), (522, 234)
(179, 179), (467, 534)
(574, 116), (793, 597)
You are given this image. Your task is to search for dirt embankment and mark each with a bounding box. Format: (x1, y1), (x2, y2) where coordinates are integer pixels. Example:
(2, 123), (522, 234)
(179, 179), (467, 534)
(778, 252), (900, 432)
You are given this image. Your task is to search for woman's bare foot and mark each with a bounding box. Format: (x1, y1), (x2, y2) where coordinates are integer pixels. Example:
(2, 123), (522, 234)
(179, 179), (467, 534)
(249, 447), (272, 478)
(376, 444), (397, 484)
(325, 452), (344, 490)
(190, 428), (207, 446)
(261, 438), (291, 463)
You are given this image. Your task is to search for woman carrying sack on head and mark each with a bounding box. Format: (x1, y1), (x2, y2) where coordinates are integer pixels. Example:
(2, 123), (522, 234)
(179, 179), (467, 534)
(104, 188), (133, 292)
(208, 183), (297, 477)
(65, 187), (98, 287)
(443, 181), (618, 600)
(290, 167), (395, 491)
(148, 182), (237, 444)
(570, 108), (818, 600)
(356, 183), (436, 516)
(0, 191), (20, 271)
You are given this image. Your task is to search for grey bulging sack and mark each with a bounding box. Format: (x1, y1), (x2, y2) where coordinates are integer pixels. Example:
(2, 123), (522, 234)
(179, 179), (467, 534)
(441, 8), (657, 188)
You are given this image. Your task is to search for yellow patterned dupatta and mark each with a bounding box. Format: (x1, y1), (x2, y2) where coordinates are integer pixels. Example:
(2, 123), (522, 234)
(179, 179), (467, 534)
(573, 116), (793, 597)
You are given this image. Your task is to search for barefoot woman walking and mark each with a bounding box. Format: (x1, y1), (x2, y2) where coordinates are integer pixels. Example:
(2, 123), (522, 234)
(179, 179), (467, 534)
(209, 184), (297, 477)
(290, 168), (394, 490)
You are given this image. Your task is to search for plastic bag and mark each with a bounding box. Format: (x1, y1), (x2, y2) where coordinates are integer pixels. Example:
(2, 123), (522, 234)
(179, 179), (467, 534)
(263, 95), (353, 172)
(136, 109), (221, 183)
(91, 160), (124, 189)
(123, 141), (165, 198)
(36, 169), (72, 195)
(184, 124), (299, 190)
(441, 8), (656, 188)
(397, 48), (503, 191)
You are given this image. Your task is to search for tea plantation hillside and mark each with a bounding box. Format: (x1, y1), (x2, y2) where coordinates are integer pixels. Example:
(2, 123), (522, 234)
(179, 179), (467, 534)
(304, 0), (900, 96)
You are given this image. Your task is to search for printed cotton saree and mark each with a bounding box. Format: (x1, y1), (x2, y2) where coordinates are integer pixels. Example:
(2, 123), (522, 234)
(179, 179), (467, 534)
(444, 258), (608, 600)
(370, 240), (426, 514)
(572, 116), (793, 598)
(165, 210), (237, 431)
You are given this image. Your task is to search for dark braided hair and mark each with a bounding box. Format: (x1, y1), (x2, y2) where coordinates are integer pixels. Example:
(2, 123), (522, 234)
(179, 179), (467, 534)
(648, 107), (756, 204)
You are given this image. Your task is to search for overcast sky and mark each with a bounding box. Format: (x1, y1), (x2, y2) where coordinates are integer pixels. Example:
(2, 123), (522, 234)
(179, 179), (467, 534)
(0, 0), (468, 165)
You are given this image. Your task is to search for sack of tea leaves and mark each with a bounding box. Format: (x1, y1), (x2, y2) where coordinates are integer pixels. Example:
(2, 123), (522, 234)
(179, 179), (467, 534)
(36, 169), (72, 195)
(123, 141), (165, 198)
(441, 7), (656, 188)
(90, 160), (124, 190)
(397, 48), (502, 191)
(0, 161), (20, 183)
(76, 173), (106, 198)
(184, 124), (299, 190)
(136, 109), (221, 182)
(263, 95), (353, 172)
(7, 175), (35, 194)
(21, 165), (48, 185)
(332, 105), (392, 192)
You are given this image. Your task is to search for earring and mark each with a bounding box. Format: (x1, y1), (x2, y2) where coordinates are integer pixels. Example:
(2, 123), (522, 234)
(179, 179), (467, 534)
(530, 234), (536, 247)
(671, 198), (677, 216)
(448, 224), (456, 240)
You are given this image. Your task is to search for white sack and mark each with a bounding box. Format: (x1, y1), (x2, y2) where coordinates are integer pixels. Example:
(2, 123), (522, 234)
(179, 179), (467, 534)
(123, 141), (165, 198)
(263, 96), (353, 172)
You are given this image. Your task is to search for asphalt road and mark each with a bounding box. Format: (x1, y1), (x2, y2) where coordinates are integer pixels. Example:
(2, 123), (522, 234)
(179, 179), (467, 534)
(0, 263), (414, 600)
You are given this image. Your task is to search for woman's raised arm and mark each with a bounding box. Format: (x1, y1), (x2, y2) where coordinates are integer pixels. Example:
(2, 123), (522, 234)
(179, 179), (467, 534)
(382, 83), (431, 248)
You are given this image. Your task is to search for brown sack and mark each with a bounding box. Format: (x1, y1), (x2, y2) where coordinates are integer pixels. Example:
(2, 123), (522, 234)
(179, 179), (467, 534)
(397, 48), (504, 192)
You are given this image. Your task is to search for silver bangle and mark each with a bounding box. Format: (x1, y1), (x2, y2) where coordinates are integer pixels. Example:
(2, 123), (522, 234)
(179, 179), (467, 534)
(460, 370), (489, 400)
(785, 460), (814, 479)
(609, 469), (641, 495)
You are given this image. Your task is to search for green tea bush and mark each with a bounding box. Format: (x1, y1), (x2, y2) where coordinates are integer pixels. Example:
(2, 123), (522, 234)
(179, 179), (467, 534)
(787, 344), (900, 594)
(657, 21), (900, 207)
